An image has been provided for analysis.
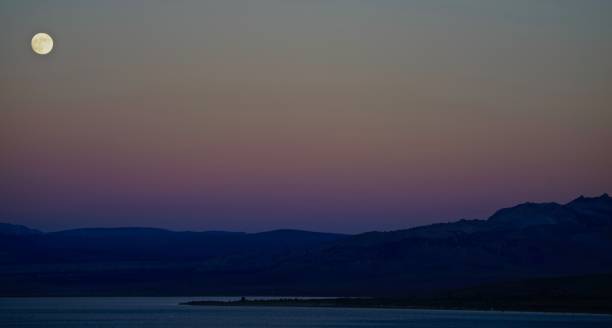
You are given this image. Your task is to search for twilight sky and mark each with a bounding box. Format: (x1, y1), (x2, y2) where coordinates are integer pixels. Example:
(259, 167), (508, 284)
(1, 0), (611, 233)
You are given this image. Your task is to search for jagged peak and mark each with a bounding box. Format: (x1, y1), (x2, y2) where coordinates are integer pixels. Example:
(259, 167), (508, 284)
(568, 193), (611, 204)
(486, 201), (578, 229)
(490, 201), (562, 214)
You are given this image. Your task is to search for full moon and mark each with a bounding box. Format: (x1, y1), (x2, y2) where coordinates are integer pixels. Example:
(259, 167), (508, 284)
(31, 33), (54, 55)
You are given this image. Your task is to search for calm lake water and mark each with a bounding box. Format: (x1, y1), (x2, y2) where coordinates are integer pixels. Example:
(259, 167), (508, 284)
(1, 297), (611, 327)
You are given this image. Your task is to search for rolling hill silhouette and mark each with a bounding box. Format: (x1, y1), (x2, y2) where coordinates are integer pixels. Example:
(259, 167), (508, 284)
(1, 194), (611, 296)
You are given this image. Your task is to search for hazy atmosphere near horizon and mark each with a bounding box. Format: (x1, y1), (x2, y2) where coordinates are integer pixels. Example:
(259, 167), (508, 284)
(1, 0), (611, 233)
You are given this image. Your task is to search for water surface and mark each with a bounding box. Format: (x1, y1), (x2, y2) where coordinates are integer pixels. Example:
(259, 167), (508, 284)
(1, 297), (611, 327)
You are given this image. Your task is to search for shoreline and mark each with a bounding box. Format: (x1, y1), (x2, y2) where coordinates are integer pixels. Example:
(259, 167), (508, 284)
(180, 297), (612, 315)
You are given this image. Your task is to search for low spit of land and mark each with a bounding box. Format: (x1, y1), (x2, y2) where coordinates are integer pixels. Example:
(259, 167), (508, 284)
(181, 297), (612, 314)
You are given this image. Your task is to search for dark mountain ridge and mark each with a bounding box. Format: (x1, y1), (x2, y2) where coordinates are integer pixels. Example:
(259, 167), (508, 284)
(0, 223), (42, 236)
(282, 194), (612, 295)
(1, 194), (611, 296)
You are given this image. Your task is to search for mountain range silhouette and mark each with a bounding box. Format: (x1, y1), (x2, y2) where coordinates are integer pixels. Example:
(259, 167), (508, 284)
(1, 194), (611, 296)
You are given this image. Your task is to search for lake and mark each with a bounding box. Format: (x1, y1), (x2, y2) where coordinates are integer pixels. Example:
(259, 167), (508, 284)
(1, 297), (611, 327)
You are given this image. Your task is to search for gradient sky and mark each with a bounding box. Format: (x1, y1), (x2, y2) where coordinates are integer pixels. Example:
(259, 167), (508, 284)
(1, 0), (611, 233)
